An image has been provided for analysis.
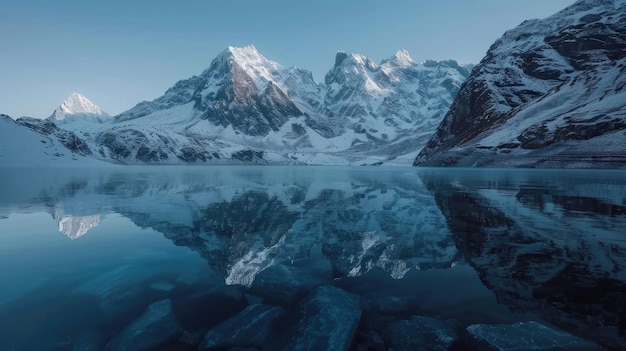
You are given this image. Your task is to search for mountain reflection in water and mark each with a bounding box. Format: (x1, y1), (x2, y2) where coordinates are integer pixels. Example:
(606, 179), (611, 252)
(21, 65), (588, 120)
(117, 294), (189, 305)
(0, 166), (624, 350)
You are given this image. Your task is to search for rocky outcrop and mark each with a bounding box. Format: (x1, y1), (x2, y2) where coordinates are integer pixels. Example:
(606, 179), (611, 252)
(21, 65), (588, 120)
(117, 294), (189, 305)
(16, 117), (92, 156)
(415, 0), (626, 168)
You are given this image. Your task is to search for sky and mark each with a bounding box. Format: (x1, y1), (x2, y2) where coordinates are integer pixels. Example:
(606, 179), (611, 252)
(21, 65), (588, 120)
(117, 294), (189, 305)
(0, 0), (577, 118)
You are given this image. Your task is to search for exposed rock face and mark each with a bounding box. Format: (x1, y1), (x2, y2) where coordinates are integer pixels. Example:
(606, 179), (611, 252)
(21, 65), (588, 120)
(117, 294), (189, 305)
(16, 117), (92, 156)
(415, 0), (626, 168)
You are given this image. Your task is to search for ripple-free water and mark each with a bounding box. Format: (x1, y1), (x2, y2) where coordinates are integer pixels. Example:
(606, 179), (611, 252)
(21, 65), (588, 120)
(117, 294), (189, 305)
(0, 166), (624, 350)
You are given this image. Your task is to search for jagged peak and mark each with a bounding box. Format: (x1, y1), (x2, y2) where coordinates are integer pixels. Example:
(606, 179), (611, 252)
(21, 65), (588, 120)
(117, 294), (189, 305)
(228, 44), (260, 57)
(214, 45), (273, 66)
(334, 52), (349, 67)
(389, 49), (415, 67)
(332, 51), (378, 71)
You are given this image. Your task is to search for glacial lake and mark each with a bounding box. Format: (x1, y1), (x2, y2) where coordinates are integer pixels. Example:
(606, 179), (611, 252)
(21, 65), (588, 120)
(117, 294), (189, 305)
(0, 166), (625, 351)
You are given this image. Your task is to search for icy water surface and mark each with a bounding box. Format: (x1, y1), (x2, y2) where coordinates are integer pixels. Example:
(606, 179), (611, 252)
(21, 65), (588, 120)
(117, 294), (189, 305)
(0, 166), (625, 351)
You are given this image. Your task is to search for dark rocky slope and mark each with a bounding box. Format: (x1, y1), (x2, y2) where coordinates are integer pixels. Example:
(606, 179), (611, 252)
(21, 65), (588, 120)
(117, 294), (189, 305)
(415, 0), (626, 168)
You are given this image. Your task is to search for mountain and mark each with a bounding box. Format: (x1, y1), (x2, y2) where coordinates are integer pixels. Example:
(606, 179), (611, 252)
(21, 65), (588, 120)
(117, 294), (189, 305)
(0, 114), (107, 167)
(415, 0), (626, 168)
(48, 92), (111, 124)
(59, 45), (470, 165)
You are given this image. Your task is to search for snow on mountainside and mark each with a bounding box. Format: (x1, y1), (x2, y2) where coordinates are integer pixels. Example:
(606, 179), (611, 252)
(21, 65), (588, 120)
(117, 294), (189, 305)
(59, 45), (470, 165)
(0, 114), (108, 167)
(415, 0), (626, 168)
(48, 93), (111, 124)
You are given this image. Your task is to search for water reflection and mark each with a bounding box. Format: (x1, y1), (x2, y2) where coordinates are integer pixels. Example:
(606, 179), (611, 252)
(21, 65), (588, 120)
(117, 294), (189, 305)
(420, 169), (626, 350)
(0, 167), (625, 350)
(1, 167), (456, 286)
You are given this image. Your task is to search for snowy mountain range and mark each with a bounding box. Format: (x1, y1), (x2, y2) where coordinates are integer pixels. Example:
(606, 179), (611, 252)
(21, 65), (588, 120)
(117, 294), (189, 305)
(2, 0), (624, 168)
(26, 46), (470, 166)
(415, 0), (626, 168)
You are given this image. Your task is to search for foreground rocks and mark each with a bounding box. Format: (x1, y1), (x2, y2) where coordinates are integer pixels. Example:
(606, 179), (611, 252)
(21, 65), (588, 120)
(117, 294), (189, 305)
(198, 304), (284, 350)
(283, 286), (362, 351)
(383, 316), (458, 351)
(467, 321), (604, 351)
(106, 299), (182, 351)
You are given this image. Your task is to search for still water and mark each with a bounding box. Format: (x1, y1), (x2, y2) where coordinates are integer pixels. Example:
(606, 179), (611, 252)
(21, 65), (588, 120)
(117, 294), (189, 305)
(0, 166), (624, 351)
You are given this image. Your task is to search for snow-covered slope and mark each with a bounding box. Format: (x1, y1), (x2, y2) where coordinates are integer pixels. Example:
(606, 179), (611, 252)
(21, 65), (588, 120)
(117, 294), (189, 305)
(0, 114), (109, 167)
(48, 93), (111, 124)
(415, 0), (626, 168)
(60, 45), (470, 165)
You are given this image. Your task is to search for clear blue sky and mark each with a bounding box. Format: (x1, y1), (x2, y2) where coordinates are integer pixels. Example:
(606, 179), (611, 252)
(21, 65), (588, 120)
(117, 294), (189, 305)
(0, 0), (576, 118)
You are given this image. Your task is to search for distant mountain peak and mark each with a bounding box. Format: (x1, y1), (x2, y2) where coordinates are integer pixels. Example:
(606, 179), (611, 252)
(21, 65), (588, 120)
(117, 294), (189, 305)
(331, 51), (379, 72)
(49, 93), (109, 123)
(218, 45), (270, 67)
(227, 44), (260, 57)
(389, 49), (415, 67)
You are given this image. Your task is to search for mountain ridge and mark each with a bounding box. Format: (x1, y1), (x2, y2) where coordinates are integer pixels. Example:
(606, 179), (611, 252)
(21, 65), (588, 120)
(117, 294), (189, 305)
(58, 46), (470, 165)
(414, 0), (626, 168)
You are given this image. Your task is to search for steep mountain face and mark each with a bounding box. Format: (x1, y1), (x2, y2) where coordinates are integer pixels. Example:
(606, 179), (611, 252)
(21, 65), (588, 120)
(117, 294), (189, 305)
(48, 93), (111, 124)
(415, 0), (626, 168)
(0, 114), (104, 167)
(325, 51), (472, 161)
(62, 45), (470, 165)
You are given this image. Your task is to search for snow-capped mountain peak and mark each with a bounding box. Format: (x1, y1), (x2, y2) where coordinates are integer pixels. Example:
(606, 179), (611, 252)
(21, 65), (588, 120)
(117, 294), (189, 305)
(389, 49), (415, 67)
(63, 46), (471, 165)
(217, 45), (283, 89)
(227, 44), (264, 62)
(49, 92), (110, 124)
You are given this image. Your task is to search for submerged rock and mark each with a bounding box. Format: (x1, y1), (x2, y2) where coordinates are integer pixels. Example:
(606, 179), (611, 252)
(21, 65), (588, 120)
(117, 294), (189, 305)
(467, 321), (603, 351)
(170, 285), (246, 332)
(198, 304), (284, 350)
(106, 299), (182, 351)
(383, 316), (458, 351)
(73, 264), (169, 325)
(283, 286), (362, 351)
(71, 330), (104, 351)
(249, 263), (329, 304)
